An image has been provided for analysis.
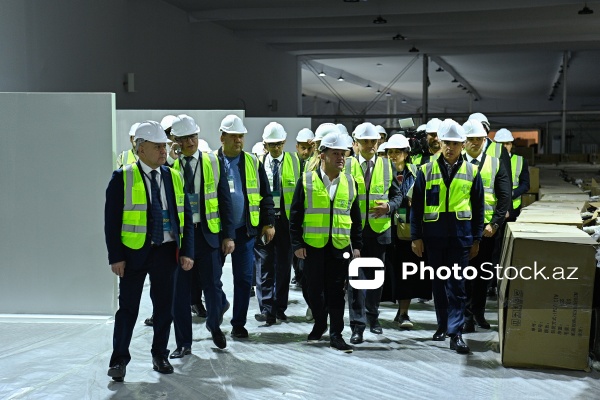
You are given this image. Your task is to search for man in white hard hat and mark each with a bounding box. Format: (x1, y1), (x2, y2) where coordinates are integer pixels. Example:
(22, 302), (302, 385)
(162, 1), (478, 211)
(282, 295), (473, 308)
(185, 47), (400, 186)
(290, 131), (363, 352)
(305, 123), (340, 172)
(296, 128), (315, 172)
(461, 119), (511, 334)
(216, 115), (275, 338)
(411, 118), (484, 354)
(374, 125), (388, 147)
(167, 114), (236, 353)
(411, 118), (442, 166)
(468, 112), (512, 182)
(251, 142), (266, 158)
(346, 122), (402, 344)
(494, 128), (529, 221)
(105, 121), (194, 381)
(254, 122), (301, 325)
(159, 115), (179, 163)
(116, 123), (140, 169)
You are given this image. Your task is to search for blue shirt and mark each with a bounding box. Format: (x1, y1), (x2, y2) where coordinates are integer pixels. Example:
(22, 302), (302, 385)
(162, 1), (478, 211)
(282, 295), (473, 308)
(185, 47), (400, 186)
(225, 154), (247, 229)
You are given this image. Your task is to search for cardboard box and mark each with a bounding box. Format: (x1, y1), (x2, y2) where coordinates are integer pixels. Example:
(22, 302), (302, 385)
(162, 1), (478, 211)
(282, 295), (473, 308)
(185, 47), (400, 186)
(591, 178), (600, 196)
(517, 205), (584, 228)
(521, 193), (537, 208)
(513, 146), (535, 166)
(527, 167), (539, 194)
(499, 223), (597, 371)
(538, 193), (590, 203)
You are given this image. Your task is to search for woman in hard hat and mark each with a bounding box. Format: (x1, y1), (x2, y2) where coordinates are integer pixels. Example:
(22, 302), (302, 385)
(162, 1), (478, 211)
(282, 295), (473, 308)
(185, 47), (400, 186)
(385, 134), (432, 329)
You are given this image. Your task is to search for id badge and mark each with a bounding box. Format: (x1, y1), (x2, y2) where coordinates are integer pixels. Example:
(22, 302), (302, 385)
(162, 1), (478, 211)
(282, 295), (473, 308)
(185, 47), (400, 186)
(272, 190), (281, 209)
(228, 176), (235, 193)
(162, 210), (172, 232)
(187, 193), (201, 223)
(397, 207), (407, 223)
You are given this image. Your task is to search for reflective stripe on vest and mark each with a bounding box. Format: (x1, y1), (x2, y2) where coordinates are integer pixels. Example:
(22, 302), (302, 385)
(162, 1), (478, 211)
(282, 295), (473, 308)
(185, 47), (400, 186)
(122, 149), (138, 166)
(407, 163), (419, 177)
(479, 156), (500, 224)
(511, 154), (524, 208)
(245, 152), (262, 226)
(422, 160), (477, 222)
(355, 157), (392, 232)
(172, 153), (222, 233)
(122, 164), (185, 249)
(486, 141), (503, 158)
(281, 152), (300, 219)
(303, 171), (355, 249)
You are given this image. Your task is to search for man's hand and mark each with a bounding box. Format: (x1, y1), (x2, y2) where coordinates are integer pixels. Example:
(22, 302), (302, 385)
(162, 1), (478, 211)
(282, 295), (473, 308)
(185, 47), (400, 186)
(294, 248), (307, 259)
(180, 256), (194, 271)
(369, 201), (389, 218)
(469, 242), (480, 260)
(261, 225), (276, 244)
(411, 239), (424, 257)
(221, 238), (235, 256)
(483, 224), (497, 238)
(111, 261), (126, 278)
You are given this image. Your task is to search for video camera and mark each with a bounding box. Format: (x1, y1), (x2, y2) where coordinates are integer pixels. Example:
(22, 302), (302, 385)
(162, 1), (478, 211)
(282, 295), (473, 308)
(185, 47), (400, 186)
(398, 118), (428, 156)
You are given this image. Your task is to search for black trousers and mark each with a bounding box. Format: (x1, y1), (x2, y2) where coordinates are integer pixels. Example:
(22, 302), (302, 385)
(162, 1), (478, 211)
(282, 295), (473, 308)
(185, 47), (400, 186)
(465, 235), (496, 316)
(110, 242), (177, 366)
(304, 244), (349, 336)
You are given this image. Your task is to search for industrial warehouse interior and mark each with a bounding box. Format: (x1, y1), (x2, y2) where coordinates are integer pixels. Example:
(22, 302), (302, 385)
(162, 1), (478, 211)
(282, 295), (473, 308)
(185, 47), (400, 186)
(1, 1), (600, 399)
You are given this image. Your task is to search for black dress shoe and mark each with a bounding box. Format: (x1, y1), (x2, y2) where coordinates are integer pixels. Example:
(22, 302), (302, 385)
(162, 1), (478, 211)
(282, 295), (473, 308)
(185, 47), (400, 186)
(107, 363), (126, 382)
(307, 324), (328, 342)
(144, 316), (153, 326)
(463, 316), (476, 333)
(350, 329), (364, 344)
(474, 314), (491, 329)
(254, 312), (276, 325)
(209, 327), (227, 349)
(170, 346), (192, 359)
(330, 335), (353, 353)
(192, 303), (207, 318)
(250, 286), (256, 297)
(276, 311), (288, 321)
(432, 327), (447, 341)
(152, 355), (174, 374)
(450, 334), (470, 354)
(370, 320), (383, 335)
(231, 326), (249, 338)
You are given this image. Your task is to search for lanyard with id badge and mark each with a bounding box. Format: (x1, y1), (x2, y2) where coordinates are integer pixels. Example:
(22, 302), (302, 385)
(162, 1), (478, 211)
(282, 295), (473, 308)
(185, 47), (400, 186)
(269, 159), (281, 212)
(184, 157), (202, 223)
(225, 158), (236, 193)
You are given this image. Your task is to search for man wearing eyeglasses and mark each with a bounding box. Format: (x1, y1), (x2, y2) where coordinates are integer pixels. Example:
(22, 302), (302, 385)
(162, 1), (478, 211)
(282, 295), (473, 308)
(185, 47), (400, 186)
(254, 122), (301, 325)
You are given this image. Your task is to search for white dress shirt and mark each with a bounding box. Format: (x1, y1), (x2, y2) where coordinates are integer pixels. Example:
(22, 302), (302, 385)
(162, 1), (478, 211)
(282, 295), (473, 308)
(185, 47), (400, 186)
(320, 167), (340, 201)
(139, 160), (175, 243)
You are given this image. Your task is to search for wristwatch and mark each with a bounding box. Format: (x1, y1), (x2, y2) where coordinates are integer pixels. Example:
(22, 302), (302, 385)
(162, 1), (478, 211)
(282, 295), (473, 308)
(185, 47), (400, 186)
(491, 222), (500, 231)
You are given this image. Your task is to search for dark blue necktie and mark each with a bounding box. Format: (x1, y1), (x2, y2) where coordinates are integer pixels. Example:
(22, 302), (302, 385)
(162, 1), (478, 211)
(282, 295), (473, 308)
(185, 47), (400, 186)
(272, 159), (280, 192)
(183, 156), (195, 194)
(150, 170), (164, 245)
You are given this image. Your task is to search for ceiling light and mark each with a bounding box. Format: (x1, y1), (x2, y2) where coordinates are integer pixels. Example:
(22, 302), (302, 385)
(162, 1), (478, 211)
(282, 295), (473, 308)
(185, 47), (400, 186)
(376, 89), (381, 94)
(366, 83), (372, 89)
(337, 75), (344, 82)
(401, 99), (407, 104)
(457, 84), (464, 88)
(373, 15), (387, 24)
(385, 91), (392, 97)
(392, 34), (405, 41)
(578, 3), (593, 14)
(409, 46), (419, 53)
(376, 63), (383, 67)
(318, 70), (326, 77)
(436, 67), (444, 72)
(451, 79), (458, 83)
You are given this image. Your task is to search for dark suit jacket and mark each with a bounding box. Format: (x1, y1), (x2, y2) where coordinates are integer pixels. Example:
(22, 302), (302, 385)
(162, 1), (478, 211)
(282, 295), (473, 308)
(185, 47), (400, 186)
(176, 154), (236, 249)
(105, 162), (194, 269)
(216, 148), (275, 237)
(289, 169), (363, 258)
(353, 154), (403, 244)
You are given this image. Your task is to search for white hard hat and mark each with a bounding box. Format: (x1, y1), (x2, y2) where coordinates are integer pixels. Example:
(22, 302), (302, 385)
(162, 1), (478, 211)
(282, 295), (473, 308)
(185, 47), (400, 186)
(416, 124), (427, 133)
(296, 128), (314, 142)
(262, 122), (287, 143)
(425, 118), (442, 133)
(135, 121), (172, 143)
(251, 141), (265, 155)
(374, 125), (387, 138)
(171, 114), (200, 137)
(438, 119), (465, 142)
(386, 134), (411, 151)
(128, 122), (140, 137)
(160, 115), (178, 131)
(494, 128), (514, 143)
(377, 142), (388, 153)
(469, 112), (490, 130)
(314, 123), (340, 142)
(463, 119), (487, 138)
(353, 122), (380, 140)
(319, 132), (350, 151)
(336, 124), (349, 135)
(198, 139), (212, 153)
(220, 115), (247, 134)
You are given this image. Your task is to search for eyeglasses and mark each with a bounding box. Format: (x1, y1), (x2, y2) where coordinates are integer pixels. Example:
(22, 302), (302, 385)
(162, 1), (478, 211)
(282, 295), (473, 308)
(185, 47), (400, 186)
(175, 134), (198, 143)
(266, 142), (284, 148)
